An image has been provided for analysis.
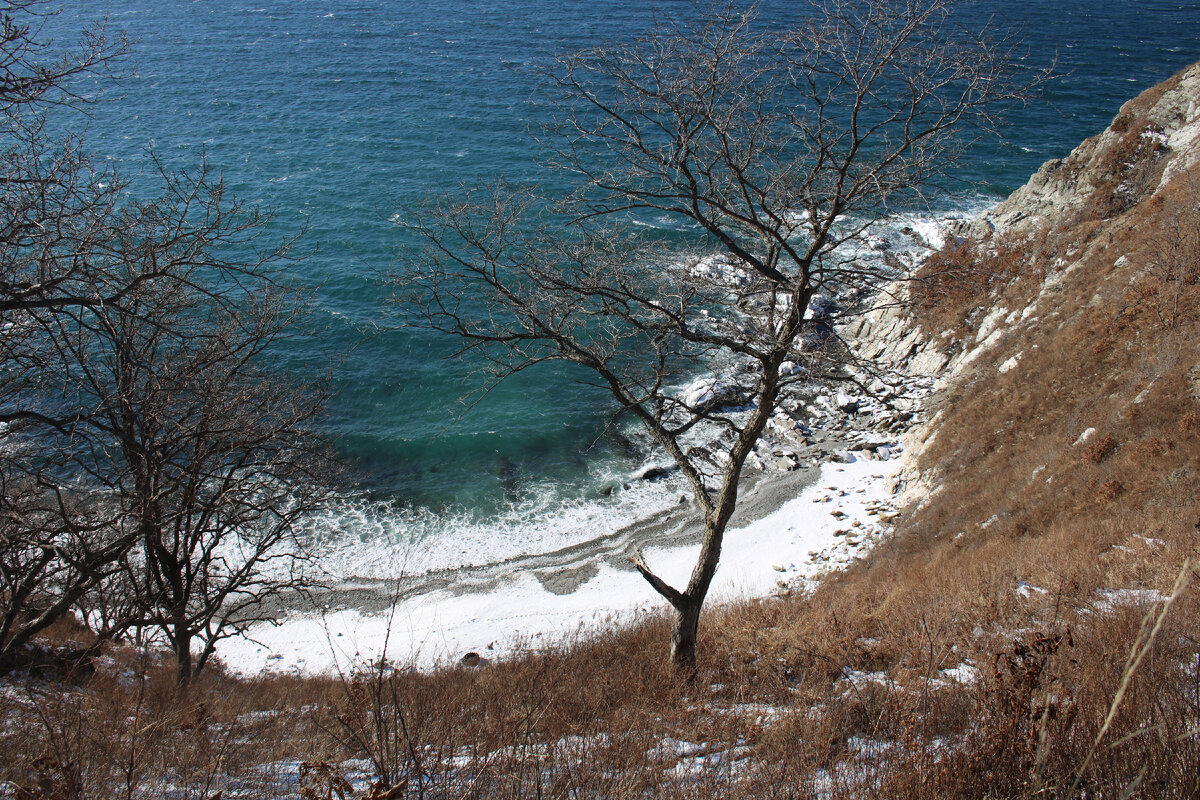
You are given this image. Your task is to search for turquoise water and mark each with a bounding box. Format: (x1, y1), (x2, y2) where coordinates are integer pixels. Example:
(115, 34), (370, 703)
(48, 1), (1200, 552)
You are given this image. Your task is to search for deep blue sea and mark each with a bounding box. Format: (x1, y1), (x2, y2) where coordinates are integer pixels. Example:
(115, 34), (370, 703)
(46, 0), (1200, 570)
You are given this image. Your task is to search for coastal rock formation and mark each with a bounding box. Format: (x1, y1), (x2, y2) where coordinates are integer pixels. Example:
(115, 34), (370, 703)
(843, 61), (1200, 509)
(909, 61), (1200, 507)
(973, 61), (1200, 238)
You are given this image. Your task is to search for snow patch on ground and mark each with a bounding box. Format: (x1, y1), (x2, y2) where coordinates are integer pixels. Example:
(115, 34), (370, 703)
(1016, 580), (1049, 598)
(1093, 587), (1169, 611)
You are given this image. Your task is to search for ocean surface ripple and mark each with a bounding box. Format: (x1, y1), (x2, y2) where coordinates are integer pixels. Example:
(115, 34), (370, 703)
(49, 0), (1200, 568)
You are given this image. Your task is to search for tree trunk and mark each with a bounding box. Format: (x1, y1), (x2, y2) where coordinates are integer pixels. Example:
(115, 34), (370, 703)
(669, 597), (703, 671)
(174, 627), (193, 687)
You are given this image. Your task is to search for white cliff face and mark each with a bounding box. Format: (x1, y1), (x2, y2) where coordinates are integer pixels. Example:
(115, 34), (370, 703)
(838, 280), (946, 509)
(1153, 66), (1200, 188)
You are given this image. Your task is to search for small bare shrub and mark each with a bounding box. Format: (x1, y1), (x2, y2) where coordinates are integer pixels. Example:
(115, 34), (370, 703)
(911, 232), (1046, 336)
(298, 762), (353, 800)
(1079, 431), (1116, 464)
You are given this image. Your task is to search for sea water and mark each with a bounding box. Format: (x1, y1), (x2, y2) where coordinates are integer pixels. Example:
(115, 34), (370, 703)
(46, 0), (1200, 574)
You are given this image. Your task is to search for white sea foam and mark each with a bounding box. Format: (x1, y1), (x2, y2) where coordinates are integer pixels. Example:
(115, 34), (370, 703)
(303, 464), (686, 579)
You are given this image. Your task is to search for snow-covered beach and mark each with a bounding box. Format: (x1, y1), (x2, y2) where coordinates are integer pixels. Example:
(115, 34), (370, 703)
(220, 452), (907, 673)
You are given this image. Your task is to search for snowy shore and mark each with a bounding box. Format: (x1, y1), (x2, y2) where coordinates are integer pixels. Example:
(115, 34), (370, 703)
(216, 208), (965, 676)
(220, 453), (907, 674)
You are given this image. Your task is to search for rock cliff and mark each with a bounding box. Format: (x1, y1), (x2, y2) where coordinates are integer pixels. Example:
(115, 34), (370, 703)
(847, 59), (1200, 509)
(975, 61), (1200, 239)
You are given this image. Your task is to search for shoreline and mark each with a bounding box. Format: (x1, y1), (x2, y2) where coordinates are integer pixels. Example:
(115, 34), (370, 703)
(216, 212), (955, 675)
(221, 422), (912, 674)
(285, 463), (824, 616)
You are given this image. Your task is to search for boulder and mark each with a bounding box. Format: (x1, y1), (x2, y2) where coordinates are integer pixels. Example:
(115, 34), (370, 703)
(835, 392), (861, 412)
(460, 651), (491, 668)
(636, 464), (675, 482)
(679, 377), (749, 414)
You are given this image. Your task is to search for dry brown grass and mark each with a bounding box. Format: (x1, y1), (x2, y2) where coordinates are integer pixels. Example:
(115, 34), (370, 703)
(910, 229), (1056, 338)
(4, 538), (1197, 798)
(0, 647), (342, 799)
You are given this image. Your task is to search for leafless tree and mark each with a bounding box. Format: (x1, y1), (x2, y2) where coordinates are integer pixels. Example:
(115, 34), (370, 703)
(0, 4), (333, 682)
(1144, 186), (1200, 330)
(0, 0), (130, 674)
(36, 164), (335, 684)
(404, 0), (1034, 669)
(0, 1), (121, 118)
(4, 159), (336, 683)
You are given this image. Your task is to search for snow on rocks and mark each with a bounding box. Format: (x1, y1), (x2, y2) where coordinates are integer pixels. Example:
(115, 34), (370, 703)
(679, 377), (748, 411)
(688, 253), (752, 289)
(835, 391), (861, 412)
(806, 293), (840, 321)
(974, 307), (1010, 344)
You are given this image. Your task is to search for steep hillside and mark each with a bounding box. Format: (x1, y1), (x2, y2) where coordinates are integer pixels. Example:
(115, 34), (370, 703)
(903, 58), (1200, 572)
(706, 58), (1200, 796)
(807, 59), (1200, 795)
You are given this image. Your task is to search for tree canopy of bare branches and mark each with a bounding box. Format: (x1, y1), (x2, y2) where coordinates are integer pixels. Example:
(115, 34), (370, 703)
(24, 163), (335, 683)
(0, 0), (127, 674)
(0, 2), (333, 683)
(404, 0), (1035, 669)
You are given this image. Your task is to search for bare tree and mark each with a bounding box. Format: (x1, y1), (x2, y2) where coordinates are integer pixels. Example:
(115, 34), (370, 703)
(1143, 186), (1200, 330)
(405, 0), (1033, 669)
(0, 4), (333, 682)
(2, 161), (335, 684)
(28, 163), (335, 684)
(0, 1), (121, 117)
(0, 0), (130, 673)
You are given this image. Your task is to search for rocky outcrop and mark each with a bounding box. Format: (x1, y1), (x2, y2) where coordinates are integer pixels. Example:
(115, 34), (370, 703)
(850, 60), (1200, 509)
(971, 61), (1200, 239)
(645, 62), (1200, 512)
